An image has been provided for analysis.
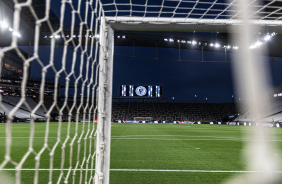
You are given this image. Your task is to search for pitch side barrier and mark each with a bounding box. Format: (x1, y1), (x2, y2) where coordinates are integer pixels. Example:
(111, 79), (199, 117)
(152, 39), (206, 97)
(114, 120), (282, 128)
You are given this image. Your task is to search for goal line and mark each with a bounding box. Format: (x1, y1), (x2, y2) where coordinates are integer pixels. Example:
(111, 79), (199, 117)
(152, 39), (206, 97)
(1, 168), (282, 173)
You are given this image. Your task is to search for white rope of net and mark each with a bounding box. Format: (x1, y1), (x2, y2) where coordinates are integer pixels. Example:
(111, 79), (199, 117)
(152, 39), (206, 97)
(102, 0), (282, 25)
(0, 0), (103, 183)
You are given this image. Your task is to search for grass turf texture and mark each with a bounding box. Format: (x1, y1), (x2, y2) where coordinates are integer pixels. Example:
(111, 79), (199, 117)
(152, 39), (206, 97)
(1, 123), (282, 183)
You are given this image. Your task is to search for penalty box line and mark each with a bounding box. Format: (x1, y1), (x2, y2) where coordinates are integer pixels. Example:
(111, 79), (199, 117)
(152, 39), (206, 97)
(1, 168), (282, 173)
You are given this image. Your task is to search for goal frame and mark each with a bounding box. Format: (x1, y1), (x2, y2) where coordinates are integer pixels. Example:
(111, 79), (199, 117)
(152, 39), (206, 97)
(97, 14), (282, 184)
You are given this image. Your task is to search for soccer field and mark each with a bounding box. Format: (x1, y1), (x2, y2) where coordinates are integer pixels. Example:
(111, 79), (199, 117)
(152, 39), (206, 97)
(1, 123), (282, 184)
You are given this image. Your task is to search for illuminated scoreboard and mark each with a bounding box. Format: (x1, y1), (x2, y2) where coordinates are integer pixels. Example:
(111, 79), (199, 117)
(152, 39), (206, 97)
(120, 85), (162, 98)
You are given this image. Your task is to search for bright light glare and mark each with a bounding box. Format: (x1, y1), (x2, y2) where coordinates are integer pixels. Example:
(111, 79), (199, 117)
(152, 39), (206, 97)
(13, 31), (21, 37)
(210, 43), (214, 47)
(255, 41), (262, 47)
(1, 21), (9, 29)
(8, 27), (13, 32)
(264, 35), (271, 41)
(215, 43), (220, 48)
(169, 38), (174, 42)
(249, 45), (256, 49)
(192, 40), (197, 45)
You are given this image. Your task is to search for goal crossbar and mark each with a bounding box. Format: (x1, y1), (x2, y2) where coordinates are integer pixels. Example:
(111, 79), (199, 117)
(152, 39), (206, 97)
(106, 17), (282, 32)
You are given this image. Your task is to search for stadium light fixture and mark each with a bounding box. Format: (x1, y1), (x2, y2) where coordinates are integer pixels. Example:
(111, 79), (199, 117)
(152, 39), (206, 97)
(181, 40), (186, 43)
(192, 40), (197, 45)
(187, 41), (192, 44)
(164, 38), (168, 41)
(227, 45), (231, 49)
(122, 35), (126, 39)
(117, 35), (121, 38)
(233, 46), (238, 50)
(264, 34), (271, 41)
(8, 27), (13, 32)
(177, 40), (180, 43)
(169, 38), (174, 42)
(255, 41), (262, 47)
(1, 20), (9, 30)
(13, 31), (21, 37)
(210, 43), (214, 47)
(55, 35), (60, 39)
(215, 43), (220, 48)
(249, 45), (256, 49)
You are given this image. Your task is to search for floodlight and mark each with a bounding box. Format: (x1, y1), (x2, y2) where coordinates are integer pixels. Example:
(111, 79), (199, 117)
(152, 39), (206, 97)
(1, 21), (9, 30)
(8, 27), (13, 32)
(169, 38), (174, 42)
(192, 40), (197, 45)
(215, 43), (220, 48)
(264, 35), (271, 41)
(249, 45), (256, 49)
(164, 38), (168, 41)
(13, 31), (21, 37)
(210, 43), (214, 47)
(254, 41), (262, 47)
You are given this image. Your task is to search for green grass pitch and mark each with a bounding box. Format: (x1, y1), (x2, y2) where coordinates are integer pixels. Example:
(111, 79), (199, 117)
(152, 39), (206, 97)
(1, 122), (282, 183)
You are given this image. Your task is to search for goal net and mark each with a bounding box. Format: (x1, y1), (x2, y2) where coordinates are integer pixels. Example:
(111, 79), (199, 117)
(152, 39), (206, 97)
(0, 0), (282, 184)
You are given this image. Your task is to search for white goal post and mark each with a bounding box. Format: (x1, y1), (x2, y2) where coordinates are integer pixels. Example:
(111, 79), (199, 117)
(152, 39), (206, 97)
(0, 0), (282, 184)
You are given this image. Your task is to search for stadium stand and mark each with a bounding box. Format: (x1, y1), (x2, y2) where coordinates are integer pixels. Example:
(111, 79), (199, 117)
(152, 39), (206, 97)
(111, 102), (238, 122)
(235, 99), (282, 122)
(0, 96), (45, 121)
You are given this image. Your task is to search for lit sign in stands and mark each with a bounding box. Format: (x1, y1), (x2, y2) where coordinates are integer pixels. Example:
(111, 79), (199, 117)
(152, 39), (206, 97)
(274, 93), (282, 97)
(120, 85), (162, 97)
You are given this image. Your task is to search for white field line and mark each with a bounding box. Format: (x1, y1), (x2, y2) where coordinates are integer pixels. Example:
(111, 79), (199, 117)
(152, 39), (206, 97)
(1, 168), (282, 173)
(0, 137), (281, 141)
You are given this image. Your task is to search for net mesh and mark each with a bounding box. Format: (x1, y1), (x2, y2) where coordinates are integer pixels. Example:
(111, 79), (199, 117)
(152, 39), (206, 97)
(102, 0), (282, 22)
(0, 0), (104, 183)
(0, 0), (282, 184)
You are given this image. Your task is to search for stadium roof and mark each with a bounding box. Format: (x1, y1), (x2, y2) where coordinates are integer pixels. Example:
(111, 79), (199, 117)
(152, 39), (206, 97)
(1, 0), (282, 58)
